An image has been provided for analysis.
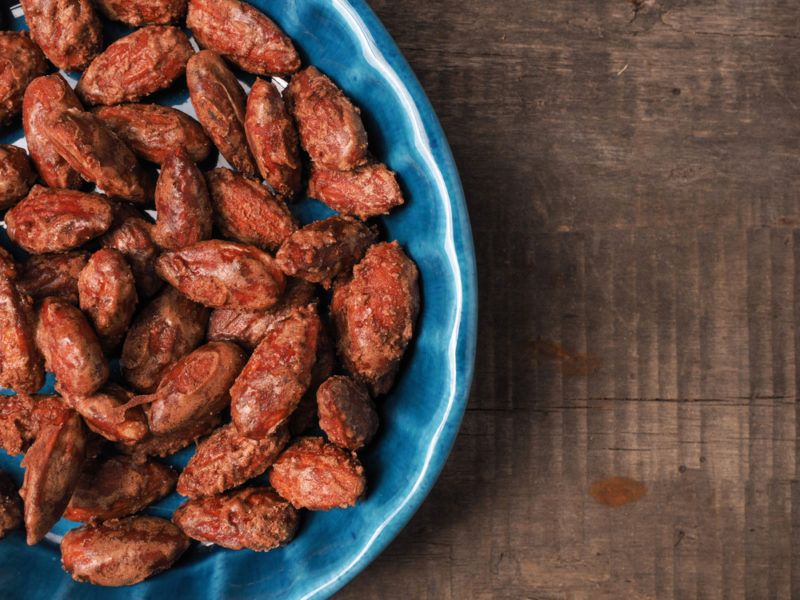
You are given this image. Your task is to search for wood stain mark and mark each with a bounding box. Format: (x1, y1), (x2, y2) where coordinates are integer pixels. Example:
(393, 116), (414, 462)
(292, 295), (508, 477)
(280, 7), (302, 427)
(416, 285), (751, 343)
(530, 339), (603, 377)
(589, 476), (647, 507)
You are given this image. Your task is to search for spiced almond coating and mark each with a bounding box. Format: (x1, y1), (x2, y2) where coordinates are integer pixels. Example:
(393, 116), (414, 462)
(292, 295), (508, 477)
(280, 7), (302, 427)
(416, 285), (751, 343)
(76, 26), (194, 106)
(0, 276), (45, 394)
(19, 0), (101, 71)
(317, 375), (378, 451)
(17, 251), (89, 305)
(0, 144), (38, 209)
(286, 66), (368, 171)
(187, 50), (257, 176)
(0, 394), (67, 456)
(177, 423), (288, 498)
(186, 0), (300, 76)
(0, 32), (49, 125)
(100, 214), (163, 300)
(94, 0), (187, 26)
(63, 384), (148, 444)
(22, 74), (84, 189)
(64, 455), (177, 523)
(308, 162), (405, 220)
(0, 471), (23, 538)
(331, 242), (420, 395)
(93, 104), (211, 165)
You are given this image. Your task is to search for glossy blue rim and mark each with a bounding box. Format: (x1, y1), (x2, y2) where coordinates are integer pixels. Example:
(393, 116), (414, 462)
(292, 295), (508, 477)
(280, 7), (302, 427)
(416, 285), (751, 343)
(1, 1), (477, 597)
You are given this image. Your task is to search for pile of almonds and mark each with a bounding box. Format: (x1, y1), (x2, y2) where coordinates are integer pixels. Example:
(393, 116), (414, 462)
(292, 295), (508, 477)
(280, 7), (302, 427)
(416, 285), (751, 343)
(0, 0), (420, 587)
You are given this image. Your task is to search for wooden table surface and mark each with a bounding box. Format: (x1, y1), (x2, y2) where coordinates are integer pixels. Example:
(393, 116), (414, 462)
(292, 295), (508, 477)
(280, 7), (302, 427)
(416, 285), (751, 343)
(338, 1), (800, 598)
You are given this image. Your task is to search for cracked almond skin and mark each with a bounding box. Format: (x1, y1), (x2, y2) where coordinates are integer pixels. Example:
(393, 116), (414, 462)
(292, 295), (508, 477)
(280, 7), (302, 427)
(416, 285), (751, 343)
(0, 277), (45, 394)
(177, 423), (288, 498)
(317, 376), (378, 451)
(64, 455), (177, 523)
(20, 410), (87, 544)
(331, 242), (420, 395)
(153, 149), (213, 250)
(0, 394), (68, 456)
(116, 411), (220, 461)
(0, 32), (49, 125)
(276, 216), (377, 287)
(18, 251), (89, 304)
(173, 486), (298, 551)
(20, 0), (101, 71)
(0, 471), (23, 538)
(286, 67), (368, 171)
(100, 210), (162, 300)
(308, 163), (405, 220)
(269, 437), (365, 510)
(141, 341), (246, 435)
(245, 78), (302, 198)
(78, 249), (138, 350)
(231, 305), (321, 439)
(207, 168), (296, 251)
(60, 515), (190, 586)
(0, 144), (37, 209)
(45, 108), (154, 203)
(63, 384), (148, 444)
(186, 0), (300, 76)
(208, 277), (317, 350)
(6, 186), (112, 255)
(22, 74), (84, 189)
(156, 240), (286, 310)
(94, 0), (187, 26)
(187, 50), (257, 177)
(93, 104), (211, 165)
(121, 287), (210, 393)
(76, 26), (194, 106)
(36, 297), (109, 395)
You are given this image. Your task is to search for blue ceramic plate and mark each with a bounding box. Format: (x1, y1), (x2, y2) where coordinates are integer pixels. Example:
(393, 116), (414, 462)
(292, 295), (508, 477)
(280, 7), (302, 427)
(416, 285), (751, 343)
(0, 1), (476, 598)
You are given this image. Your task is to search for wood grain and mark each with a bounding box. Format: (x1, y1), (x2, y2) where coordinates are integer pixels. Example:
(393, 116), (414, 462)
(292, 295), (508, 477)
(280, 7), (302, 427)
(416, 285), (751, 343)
(337, 1), (800, 598)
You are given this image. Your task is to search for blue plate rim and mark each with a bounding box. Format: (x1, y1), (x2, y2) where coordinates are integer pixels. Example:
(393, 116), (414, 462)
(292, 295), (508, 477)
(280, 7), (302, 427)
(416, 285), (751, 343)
(296, 2), (477, 597)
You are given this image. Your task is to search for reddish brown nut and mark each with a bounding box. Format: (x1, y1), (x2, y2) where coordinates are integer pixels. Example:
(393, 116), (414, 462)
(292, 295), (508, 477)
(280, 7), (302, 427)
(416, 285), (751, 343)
(153, 150), (213, 250)
(76, 26), (194, 106)
(63, 384), (148, 444)
(231, 305), (320, 439)
(0, 394), (68, 456)
(100, 215), (162, 300)
(206, 168), (296, 251)
(5, 186), (112, 254)
(20, 410), (87, 544)
(137, 341), (246, 434)
(121, 287), (210, 393)
(0, 32), (49, 125)
(156, 240), (286, 310)
(269, 437), (365, 510)
(173, 487), (297, 551)
(78, 249), (138, 350)
(317, 376), (378, 450)
(61, 515), (189, 586)
(22, 74), (84, 190)
(92, 104), (211, 165)
(286, 67), (368, 171)
(17, 251), (89, 304)
(0, 277), (44, 394)
(289, 325), (336, 435)
(94, 0), (187, 26)
(44, 108), (154, 203)
(0, 145), (37, 209)
(186, 50), (257, 177)
(36, 297), (109, 396)
(207, 277), (317, 350)
(276, 216), (377, 287)
(308, 163), (405, 220)
(332, 242), (420, 395)
(0, 471), (23, 538)
(20, 0), (101, 71)
(177, 423), (288, 498)
(116, 412), (220, 460)
(245, 78), (301, 198)
(0, 247), (19, 281)
(64, 455), (177, 523)
(186, 0), (300, 76)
